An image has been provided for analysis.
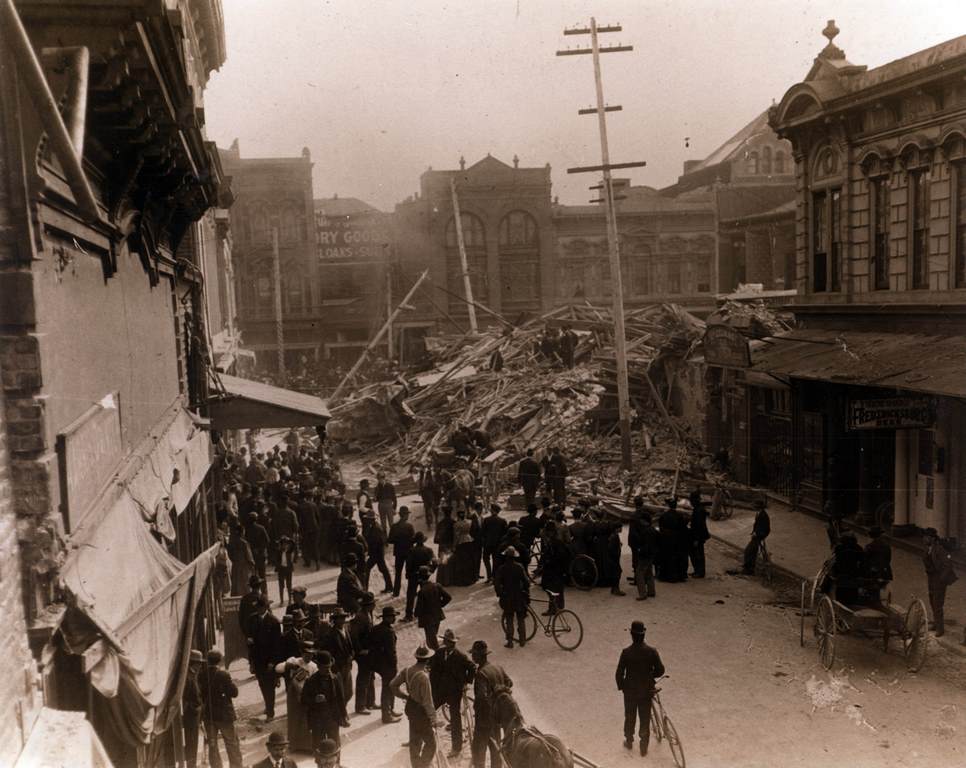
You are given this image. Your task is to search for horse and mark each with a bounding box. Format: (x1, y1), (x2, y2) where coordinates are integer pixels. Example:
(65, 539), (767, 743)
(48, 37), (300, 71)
(441, 466), (477, 512)
(492, 688), (574, 768)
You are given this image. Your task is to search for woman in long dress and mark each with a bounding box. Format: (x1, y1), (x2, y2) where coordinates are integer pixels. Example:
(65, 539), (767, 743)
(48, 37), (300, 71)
(451, 509), (478, 586)
(274, 640), (318, 752)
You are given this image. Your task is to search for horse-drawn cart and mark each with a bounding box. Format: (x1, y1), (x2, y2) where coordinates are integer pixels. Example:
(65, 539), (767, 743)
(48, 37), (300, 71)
(801, 559), (929, 672)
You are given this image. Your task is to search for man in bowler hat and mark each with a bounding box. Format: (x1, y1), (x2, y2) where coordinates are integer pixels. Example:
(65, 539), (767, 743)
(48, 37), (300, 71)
(615, 620), (665, 756)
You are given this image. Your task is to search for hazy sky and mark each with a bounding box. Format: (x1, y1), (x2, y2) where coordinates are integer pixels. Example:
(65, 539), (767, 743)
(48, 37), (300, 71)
(205, 1), (966, 211)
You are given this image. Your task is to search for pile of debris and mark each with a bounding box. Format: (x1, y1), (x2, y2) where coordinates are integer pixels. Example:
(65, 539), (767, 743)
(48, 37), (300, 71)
(327, 302), (707, 494)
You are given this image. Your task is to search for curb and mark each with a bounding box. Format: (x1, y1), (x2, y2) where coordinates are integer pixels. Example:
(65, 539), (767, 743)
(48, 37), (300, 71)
(708, 532), (966, 660)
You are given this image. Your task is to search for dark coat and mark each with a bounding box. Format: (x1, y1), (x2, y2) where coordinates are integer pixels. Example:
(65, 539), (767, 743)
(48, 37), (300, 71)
(238, 590), (262, 638)
(924, 542), (957, 590)
(252, 758), (298, 768)
(546, 453), (568, 479)
(864, 538), (893, 582)
(414, 581), (451, 627)
(430, 646), (476, 704)
(473, 661), (513, 725)
(298, 498), (320, 535)
(375, 481), (397, 505)
(348, 612), (373, 671)
(631, 522), (660, 561)
(615, 641), (665, 697)
(301, 669), (347, 725)
(368, 621), (398, 677)
(434, 517), (455, 551)
(336, 568), (366, 613)
(388, 519), (416, 559)
(319, 626), (355, 673)
(518, 513), (542, 549)
(517, 457), (542, 490)
(753, 509), (771, 539)
(494, 560), (530, 613)
(199, 665), (238, 723)
(480, 515), (509, 550)
(363, 523), (387, 559)
(405, 543), (435, 577)
(248, 611), (283, 672)
(689, 504), (710, 543)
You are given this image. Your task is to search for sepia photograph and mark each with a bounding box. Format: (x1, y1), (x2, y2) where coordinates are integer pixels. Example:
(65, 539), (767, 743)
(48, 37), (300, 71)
(1, 1), (966, 766)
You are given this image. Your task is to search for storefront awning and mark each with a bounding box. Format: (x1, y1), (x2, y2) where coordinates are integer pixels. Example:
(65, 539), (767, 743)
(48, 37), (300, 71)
(208, 373), (331, 430)
(752, 330), (966, 398)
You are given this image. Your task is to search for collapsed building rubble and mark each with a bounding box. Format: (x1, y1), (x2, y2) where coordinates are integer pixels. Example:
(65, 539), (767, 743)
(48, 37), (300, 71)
(326, 302), (715, 503)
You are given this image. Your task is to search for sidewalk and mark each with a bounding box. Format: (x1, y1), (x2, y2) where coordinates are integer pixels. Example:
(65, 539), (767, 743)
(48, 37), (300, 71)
(709, 497), (966, 657)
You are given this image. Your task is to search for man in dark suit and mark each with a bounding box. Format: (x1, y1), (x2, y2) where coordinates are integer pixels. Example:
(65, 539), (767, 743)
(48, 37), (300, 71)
(388, 506), (416, 597)
(742, 499), (771, 575)
(516, 449), (542, 510)
(494, 546), (530, 648)
(182, 650), (204, 768)
(336, 553), (366, 614)
(545, 446), (569, 506)
(615, 620), (665, 756)
(199, 649), (243, 768)
(319, 609), (356, 709)
(301, 650), (349, 751)
(368, 605), (402, 724)
(414, 566), (451, 650)
(404, 532), (435, 622)
(248, 595), (283, 721)
(430, 629), (476, 758)
(252, 730), (297, 768)
(480, 503), (509, 583)
(239, 575), (265, 672)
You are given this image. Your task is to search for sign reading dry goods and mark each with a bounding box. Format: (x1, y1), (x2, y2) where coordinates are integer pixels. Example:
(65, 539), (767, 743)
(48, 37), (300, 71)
(848, 397), (936, 431)
(703, 325), (751, 369)
(317, 215), (388, 261)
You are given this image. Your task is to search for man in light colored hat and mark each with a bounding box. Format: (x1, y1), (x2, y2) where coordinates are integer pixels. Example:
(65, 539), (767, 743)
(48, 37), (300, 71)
(470, 640), (512, 768)
(391, 646), (438, 768)
(430, 628), (476, 758)
(302, 650), (348, 752)
(615, 620), (665, 756)
(252, 730), (297, 768)
(182, 650), (204, 768)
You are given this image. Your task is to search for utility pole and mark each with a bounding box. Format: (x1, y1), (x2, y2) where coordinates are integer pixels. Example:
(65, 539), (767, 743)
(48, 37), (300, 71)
(271, 224), (286, 384)
(450, 177), (479, 333)
(558, 18), (644, 471)
(384, 245), (394, 360)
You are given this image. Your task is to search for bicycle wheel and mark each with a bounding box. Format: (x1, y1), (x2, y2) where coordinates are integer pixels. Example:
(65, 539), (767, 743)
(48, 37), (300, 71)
(551, 609), (584, 650)
(663, 714), (686, 768)
(570, 554), (598, 590)
(650, 701), (663, 743)
(501, 606), (537, 642)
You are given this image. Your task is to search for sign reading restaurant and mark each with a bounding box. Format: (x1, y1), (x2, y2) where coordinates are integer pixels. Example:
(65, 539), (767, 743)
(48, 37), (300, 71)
(317, 214), (388, 261)
(847, 396), (936, 431)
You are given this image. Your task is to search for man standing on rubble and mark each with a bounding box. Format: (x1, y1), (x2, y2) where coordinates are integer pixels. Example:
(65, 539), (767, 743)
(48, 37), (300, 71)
(559, 323), (578, 368)
(545, 447), (568, 506)
(517, 449), (542, 510)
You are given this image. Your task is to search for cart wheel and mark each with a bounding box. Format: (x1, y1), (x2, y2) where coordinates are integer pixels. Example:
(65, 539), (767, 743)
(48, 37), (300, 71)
(570, 554), (598, 590)
(903, 598), (929, 672)
(815, 595), (836, 670)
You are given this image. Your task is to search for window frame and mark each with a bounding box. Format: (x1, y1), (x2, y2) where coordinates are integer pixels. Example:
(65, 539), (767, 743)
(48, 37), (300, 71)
(870, 174), (891, 290)
(955, 161), (966, 288)
(909, 166), (931, 290)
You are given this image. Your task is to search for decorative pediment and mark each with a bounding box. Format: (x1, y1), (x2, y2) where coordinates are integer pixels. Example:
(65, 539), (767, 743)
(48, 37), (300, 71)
(897, 136), (934, 170)
(856, 145), (894, 177)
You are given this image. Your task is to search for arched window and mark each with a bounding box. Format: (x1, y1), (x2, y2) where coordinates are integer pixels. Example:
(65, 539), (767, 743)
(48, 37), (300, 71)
(284, 269), (306, 314)
(280, 205), (298, 243)
(747, 151), (759, 175)
(252, 207), (269, 245)
(775, 150), (786, 174)
(445, 212), (487, 304)
(446, 213), (486, 248)
(498, 210), (539, 247)
(762, 146), (773, 174)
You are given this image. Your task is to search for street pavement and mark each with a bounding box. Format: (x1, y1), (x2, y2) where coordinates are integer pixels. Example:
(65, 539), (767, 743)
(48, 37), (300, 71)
(219, 490), (966, 768)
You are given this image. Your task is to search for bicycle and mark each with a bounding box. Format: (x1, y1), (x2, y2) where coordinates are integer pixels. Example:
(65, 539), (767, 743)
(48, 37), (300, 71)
(500, 588), (584, 650)
(569, 553), (598, 590)
(709, 483), (734, 521)
(649, 681), (685, 768)
(526, 538), (543, 584)
(758, 539), (774, 586)
(440, 690), (475, 737)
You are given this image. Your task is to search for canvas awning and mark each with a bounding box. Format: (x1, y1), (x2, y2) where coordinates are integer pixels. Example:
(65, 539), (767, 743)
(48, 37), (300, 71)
(752, 329), (966, 399)
(208, 373), (331, 430)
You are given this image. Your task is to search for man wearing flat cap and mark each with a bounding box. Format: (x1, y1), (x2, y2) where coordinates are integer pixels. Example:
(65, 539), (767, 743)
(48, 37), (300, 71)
(391, 646), (438, 768)
(252, 730), (297, 768)
(430, 628), (476, 758)
(302, 650), (348, 752)
(615, 621), (665, 756)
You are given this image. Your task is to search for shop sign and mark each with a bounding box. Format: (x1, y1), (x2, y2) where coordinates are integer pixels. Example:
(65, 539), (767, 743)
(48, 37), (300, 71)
(847, 396), (936, 431)
(317, 215), (389, 261)
(56, 392), (123, 532)
(703, 325), (751, 369)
